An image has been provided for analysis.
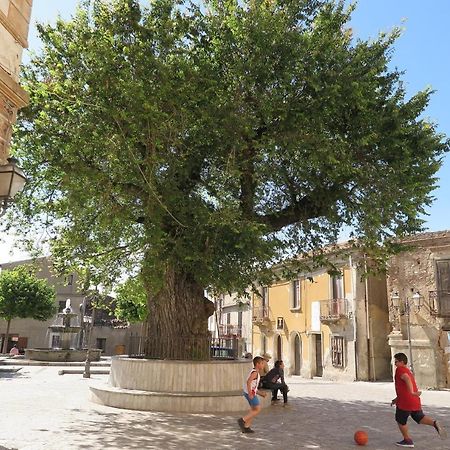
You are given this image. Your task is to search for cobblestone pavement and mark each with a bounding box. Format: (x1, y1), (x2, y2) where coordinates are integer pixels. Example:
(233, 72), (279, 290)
(0, 366), (448, 450)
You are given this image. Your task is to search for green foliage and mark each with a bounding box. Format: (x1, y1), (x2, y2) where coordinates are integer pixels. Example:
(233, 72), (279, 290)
(114, 275), (148, 322)
(0, 265), (56, 322)
(6, 0), (448, 302)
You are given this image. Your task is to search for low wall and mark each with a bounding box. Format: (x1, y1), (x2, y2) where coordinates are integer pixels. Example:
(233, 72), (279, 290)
(90, 357), (272, 413)
(25, 348), (101, 363)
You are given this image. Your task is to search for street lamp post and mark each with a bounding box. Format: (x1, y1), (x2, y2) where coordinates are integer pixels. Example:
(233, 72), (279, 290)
(0, 157), (27, 214)
(390, 291), (423, 374)
(83, 309), (95, 378)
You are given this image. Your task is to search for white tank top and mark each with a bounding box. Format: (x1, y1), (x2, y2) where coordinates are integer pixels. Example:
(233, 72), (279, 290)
(243, 369), (260, 395)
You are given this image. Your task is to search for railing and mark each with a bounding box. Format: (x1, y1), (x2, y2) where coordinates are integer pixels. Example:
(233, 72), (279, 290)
(429, 291), (450, 317)
(218, 324), (242, 337)
(320, 298), (349, 322)
(127, 334), (239, 360)
(252, 306), (269, 323)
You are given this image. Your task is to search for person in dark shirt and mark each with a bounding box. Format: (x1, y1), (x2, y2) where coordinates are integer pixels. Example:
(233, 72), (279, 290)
(261, 360), (289, 404)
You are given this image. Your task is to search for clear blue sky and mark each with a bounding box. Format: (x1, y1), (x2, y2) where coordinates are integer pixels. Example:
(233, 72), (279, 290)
(2, 0), (449, 262)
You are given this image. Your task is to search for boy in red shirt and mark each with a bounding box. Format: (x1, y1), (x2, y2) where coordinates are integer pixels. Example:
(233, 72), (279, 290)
(391, 352), (447, 448)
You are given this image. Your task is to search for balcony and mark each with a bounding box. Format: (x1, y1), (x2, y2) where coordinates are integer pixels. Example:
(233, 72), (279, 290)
(218, 324), (242, 338)
(252, 306), (271, 328)
(429, 291), (450, 318)
(320, 298), (350, 324)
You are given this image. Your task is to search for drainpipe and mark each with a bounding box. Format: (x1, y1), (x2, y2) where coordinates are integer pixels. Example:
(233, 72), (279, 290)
(363, 255), (373, 381)
(349, 255), (358, 381)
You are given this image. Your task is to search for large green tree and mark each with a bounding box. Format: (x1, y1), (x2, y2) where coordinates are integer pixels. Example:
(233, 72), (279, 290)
(7, 0), (448, 358)
(0, 266), (56, 353)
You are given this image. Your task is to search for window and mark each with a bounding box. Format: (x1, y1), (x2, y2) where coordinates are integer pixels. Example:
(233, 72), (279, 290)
(436, 260), (450, 316)
(331, 336), (345, 368)
(51, 335), (61, 348)
(262, 287), (269, 307)
(292, 279), (301, 310)
(58, 300), (66, 312)
(96, 338), (106, 352)
(65, 274), (74, 286)
(277, 317), (284, 330)
(331, 273), (344, 299)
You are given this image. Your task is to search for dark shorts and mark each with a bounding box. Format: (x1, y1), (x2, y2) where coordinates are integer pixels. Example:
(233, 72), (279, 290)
(395, 407), (425, 425)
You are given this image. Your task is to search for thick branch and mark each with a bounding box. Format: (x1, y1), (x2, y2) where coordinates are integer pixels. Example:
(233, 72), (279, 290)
(256, 185), (344, 232)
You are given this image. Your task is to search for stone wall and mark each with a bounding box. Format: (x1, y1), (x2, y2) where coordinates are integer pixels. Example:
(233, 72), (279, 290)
(387, 231), (450, 389)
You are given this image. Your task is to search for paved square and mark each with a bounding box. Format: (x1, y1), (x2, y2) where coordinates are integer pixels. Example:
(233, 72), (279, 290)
(0, 366), (448, 449)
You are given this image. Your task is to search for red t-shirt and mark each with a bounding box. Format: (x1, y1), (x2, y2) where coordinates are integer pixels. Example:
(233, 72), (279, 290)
(395, 365), (421, 411)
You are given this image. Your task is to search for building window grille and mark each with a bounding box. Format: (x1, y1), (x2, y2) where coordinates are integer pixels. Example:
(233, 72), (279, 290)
(331, 336), (345, 368)
(51, 335), (61, 348)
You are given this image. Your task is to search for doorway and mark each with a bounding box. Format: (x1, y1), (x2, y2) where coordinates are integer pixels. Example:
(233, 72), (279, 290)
(315, 334), (323, 377)
(293, 334), (301, 375)
(276, 335), (282, 361)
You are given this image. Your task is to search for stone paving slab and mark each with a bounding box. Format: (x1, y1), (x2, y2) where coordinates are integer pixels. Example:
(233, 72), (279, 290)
(0, 367), (448, 450)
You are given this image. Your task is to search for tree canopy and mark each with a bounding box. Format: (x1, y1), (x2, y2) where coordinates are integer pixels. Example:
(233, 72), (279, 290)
(5, 0), (448, 345)
(0, 265), (56, 352)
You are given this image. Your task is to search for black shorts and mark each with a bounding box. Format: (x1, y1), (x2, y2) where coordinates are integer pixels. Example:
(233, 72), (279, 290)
(395, 408), (425, 426)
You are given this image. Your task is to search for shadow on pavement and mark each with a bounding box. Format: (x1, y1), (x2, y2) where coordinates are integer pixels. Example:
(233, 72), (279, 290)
(59, 396), (450, 450)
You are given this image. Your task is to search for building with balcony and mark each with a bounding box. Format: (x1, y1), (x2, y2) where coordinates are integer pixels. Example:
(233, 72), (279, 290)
(0, 257), (141, 355)
(252, 250), (392, 382)
(0, 0), (32, 163)
(387, 230), (450, 389)
(208, 292), (252, 357)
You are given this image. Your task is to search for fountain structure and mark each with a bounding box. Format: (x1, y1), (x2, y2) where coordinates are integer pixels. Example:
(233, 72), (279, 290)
(25, 299), (102, 362)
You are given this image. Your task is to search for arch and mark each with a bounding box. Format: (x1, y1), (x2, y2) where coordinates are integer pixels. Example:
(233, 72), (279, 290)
(290, 332), (302, 376)
(275, 334), (282, 361)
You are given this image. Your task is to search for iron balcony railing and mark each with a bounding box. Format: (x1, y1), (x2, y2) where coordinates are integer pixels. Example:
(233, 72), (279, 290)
(127, 333), (239, 360)
(252, 305), (269, 323)
(218, 324), (242, 337)
(429, 291), (450, 317)
(320, 298), (349, 322)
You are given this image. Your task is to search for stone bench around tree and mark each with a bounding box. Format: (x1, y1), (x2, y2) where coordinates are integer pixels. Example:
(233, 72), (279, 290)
(89, 357), (273, 413)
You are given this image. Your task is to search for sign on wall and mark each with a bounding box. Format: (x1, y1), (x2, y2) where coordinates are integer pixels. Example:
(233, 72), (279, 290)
(311, 301), (321, 331)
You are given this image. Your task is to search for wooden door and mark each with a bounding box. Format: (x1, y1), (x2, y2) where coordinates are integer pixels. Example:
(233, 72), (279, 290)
(315, 334), (323, 377)
(436, 260), (450, 315)
(277, 335), (282, 361)
(294, 334), (301, 375)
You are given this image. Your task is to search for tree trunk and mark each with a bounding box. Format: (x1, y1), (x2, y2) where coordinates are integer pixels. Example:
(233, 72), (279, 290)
(144, 266), (215, 360)
(2, 319), (11, 354)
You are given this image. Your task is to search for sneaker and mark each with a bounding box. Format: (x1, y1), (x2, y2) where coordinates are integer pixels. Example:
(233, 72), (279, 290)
(243, 427), (255, 433)
(237, 418), (245, 432)
(395, 439), (414, 448)
(271, 398), (280, 402)
(434, 421), (448, 439)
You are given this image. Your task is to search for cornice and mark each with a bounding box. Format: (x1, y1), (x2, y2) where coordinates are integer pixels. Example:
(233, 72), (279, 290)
(0, 66), (29, 108)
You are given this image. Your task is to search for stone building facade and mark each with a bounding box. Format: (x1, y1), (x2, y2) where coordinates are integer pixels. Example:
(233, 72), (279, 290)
(0, 257), (141, 356)
(387, 230), (450, 389)
(0, 0), (32, 163)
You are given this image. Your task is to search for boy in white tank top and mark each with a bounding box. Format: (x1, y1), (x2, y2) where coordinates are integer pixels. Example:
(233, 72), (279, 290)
(237, 356), (267, 433)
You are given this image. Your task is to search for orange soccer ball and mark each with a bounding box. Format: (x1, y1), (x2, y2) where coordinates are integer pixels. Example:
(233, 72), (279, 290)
(354, 430), (368, 446)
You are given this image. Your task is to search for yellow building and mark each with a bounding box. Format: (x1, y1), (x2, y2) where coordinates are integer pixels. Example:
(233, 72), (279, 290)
(252, 252), (391, 381)
(0, 0), (32, 163)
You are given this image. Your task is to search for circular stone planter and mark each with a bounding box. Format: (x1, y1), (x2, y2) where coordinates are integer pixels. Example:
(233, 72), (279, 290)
(90, 357), (271, 413)
(25, 348), (101, 362)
